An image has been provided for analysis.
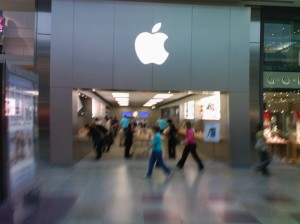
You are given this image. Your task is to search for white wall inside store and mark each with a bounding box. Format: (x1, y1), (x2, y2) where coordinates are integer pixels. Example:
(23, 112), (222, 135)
(72, 90), (108, 134)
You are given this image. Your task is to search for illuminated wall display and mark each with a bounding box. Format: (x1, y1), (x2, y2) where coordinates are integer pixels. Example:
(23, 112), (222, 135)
(199, 93), (221, 120)
(5, 98), (16, 116)
(6, 70), (37, 194)
(263, 72), (300, 89)
(204, 122), (221, 142)
(184, 100), (195, 120)
(135, 23), (169, 65)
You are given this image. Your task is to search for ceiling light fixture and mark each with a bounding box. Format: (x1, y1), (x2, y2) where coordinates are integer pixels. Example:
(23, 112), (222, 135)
(115, 98), (129, 102)
(112, 92), (129, 97)
(153, 93), (173, 99)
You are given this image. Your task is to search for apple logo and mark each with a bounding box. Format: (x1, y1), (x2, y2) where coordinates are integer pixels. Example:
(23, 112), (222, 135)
(135, 23), (169, 65)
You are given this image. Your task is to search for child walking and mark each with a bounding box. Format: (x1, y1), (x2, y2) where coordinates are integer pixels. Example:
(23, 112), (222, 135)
(144, 125), (173, 178)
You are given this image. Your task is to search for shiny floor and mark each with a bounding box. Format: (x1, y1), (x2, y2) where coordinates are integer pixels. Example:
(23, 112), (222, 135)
(6, 138), (300, 224)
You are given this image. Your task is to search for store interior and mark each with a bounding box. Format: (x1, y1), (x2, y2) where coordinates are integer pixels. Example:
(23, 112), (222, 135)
(73, 89), (229, 163)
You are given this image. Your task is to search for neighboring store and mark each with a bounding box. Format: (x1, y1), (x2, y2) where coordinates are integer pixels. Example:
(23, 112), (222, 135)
(262, 7), (300, 164)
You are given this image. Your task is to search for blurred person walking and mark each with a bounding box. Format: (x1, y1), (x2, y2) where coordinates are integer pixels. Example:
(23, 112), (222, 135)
(144, 125), (173, 178)
(176, 121), (204, 171)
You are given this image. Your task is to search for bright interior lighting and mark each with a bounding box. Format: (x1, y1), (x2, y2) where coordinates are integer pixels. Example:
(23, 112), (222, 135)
(153, 93), (173, 99)
(112, 92), (129, 97)
(148, 99), (163, 103)
(133, 111), (138, 117)
(115, 98), (129, 102)
(119, 102), (129, 106)
(143, 103), (154, 107)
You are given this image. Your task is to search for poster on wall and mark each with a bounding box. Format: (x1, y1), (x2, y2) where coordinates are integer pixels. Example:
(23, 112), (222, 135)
(184, 101), (194, 120)
(6, 65), (38, 195)
(204, 122), (220, 142)
(199, 93), (221, 120)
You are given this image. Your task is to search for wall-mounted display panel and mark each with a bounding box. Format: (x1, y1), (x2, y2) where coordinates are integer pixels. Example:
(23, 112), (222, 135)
(184, 100), (194, 120)
(199, 93), (221, 120)
(4, 63), (38, 198)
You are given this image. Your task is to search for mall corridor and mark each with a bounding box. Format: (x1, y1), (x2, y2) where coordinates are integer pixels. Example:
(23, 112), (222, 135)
(5, 143), (300, 224)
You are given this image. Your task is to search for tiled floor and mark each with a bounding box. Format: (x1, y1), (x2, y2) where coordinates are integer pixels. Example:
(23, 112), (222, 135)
(2, 139), (300, 224)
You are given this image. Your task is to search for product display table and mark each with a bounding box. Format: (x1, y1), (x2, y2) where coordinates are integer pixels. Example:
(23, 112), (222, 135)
(267, 142), (288, 161)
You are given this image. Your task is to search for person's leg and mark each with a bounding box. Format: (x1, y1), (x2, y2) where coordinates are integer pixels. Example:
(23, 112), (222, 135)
(156, 151), (171, 175)
(190, 144), (204, 170)
(107, 133), (114, 152)
(145, 152), (156, 177)
(95, 140), (102, 159)
(176, 145), (190, 169)
(259, 151), (270, 175)
(124, 144), (129, 157)
(170, 138), (176, 158)
(168, 139), (172, 158)
(124, 142), (132, 158)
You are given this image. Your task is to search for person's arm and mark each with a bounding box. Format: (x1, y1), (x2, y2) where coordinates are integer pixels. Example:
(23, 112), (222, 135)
(146, 135), (158, 151)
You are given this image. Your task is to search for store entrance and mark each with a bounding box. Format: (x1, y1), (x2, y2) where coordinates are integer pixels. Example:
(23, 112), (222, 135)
(73, 89), (229, 164)
(263, 91), (300, 164)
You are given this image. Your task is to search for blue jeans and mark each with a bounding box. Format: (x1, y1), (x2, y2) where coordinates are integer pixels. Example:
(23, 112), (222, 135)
(146, 151), (171, 176)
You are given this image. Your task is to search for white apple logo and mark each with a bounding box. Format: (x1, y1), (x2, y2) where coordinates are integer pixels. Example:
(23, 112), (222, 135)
(135, 23), (169, 65)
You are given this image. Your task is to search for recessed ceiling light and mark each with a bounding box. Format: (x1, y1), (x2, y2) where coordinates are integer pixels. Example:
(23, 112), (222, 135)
(112, 92), (129, 97)
(115, 98), (129, 102)
(148, 99), (163, 103)
(153, 93), (173, 99)
(143, 103), (154, 107)
(119, 102), (129, 106)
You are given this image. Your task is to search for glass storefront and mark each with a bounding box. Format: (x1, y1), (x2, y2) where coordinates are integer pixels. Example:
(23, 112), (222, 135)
(262, 7), (300, 164)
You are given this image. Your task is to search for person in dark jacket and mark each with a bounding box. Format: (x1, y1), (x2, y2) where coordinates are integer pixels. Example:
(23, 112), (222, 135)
(85, 123), (105, 160)
(124, 122), (136, 158)
(166, 119), (177, 159)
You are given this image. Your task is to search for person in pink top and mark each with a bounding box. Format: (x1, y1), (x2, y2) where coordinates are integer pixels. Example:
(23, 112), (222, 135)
(176, 121), (204, 171)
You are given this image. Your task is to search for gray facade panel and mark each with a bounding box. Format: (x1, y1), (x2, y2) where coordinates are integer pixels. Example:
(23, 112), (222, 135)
(191, 6), (230, 91)
(229, 7), (250, 92)
(50, 87), (74, 165)
(152, 4), (192, 91)
(73, 0), (114, 89)
(51, 0), (74, 88)
(113, 2), (153, 90)
(229, 92), (251, 166)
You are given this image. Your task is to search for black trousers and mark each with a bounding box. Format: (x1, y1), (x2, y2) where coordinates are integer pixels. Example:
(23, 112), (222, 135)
(94, 139), (104, 159)
(168, 138), (177, 158)
(257, 151), (270, 173)
(177, 144), (204, 169)
(124, 141), (132, 158)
